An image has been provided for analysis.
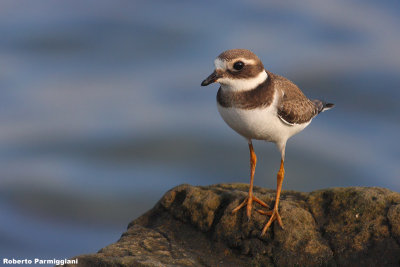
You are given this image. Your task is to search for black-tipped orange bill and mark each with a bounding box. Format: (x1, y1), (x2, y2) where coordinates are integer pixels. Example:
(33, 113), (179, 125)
(201, 71), (220, 86)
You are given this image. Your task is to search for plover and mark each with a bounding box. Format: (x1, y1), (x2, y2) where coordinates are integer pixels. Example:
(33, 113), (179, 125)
(201, 49), (334, 235)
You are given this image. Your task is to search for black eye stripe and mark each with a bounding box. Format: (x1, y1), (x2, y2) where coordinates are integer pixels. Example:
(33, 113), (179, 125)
(233, 61), (244, 70)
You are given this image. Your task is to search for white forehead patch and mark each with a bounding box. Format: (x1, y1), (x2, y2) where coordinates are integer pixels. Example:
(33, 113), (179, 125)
(214, 58), (226, 70)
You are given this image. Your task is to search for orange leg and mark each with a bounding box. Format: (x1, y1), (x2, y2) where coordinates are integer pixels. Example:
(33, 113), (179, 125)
(232, 142), (269, 219)
(258, 159), (285, 235)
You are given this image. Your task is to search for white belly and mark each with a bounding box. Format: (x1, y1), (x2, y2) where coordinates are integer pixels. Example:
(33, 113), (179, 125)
(217, 103), (310, 143)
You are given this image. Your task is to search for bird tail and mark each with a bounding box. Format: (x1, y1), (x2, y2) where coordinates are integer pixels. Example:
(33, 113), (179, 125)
(313, 100), (335, 114)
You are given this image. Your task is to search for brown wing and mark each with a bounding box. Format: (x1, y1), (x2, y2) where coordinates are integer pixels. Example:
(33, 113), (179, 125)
(270, 72), (319, 125)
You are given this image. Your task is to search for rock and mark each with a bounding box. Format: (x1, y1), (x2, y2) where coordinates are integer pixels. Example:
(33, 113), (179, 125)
(66, 184), (400, 267)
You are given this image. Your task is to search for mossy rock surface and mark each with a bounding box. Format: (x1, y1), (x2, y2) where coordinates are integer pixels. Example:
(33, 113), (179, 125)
(66, 184), (400, 267)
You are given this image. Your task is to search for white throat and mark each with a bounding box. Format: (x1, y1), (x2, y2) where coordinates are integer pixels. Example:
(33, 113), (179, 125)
(219, 70), (268, 92)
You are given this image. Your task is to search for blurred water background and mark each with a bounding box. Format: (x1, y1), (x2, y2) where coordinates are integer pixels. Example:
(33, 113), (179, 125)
(0, 0), (399, 262)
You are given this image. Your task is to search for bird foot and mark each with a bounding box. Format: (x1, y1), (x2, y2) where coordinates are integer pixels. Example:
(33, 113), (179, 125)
(231, 194), (269, 219)
(257, 207), (284, 235)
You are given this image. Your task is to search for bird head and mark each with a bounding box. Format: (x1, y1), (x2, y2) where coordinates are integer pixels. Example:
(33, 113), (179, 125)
(201, 49), (267, 92)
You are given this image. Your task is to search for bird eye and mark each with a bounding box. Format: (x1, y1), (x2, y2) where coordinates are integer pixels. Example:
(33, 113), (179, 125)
(233, 61), (244, 71)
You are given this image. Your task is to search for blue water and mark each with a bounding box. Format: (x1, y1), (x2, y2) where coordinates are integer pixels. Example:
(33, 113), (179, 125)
(0, 0), (399, 263)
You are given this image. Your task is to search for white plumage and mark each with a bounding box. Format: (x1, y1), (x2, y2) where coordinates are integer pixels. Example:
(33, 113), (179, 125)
(217, 85), (310, 158)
